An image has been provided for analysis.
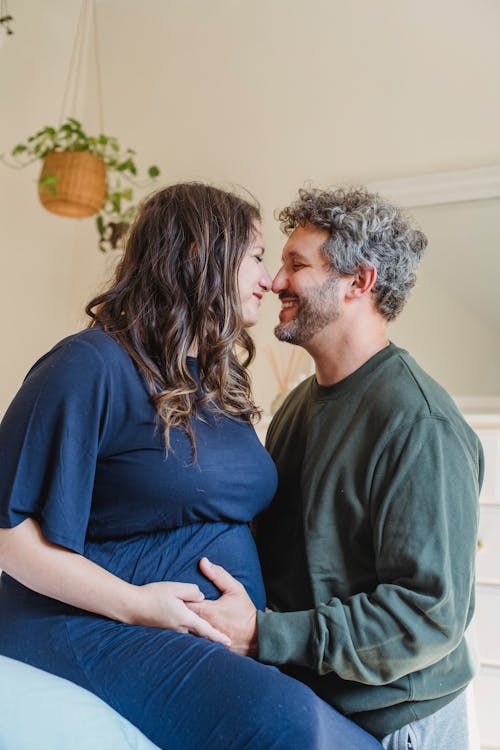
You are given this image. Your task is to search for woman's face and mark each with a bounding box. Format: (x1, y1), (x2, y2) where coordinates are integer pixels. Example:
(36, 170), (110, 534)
(237, 222), (272, 327)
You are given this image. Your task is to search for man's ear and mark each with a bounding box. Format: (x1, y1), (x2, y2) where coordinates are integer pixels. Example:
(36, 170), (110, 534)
(345, 266), (377, 299)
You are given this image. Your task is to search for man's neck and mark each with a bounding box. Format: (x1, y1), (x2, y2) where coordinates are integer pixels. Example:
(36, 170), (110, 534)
(305, 318), (389, 387)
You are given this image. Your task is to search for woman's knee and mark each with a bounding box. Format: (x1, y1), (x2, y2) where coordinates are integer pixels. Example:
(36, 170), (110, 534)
(236, 668), (327, 747)
(249, 674), (381, 750)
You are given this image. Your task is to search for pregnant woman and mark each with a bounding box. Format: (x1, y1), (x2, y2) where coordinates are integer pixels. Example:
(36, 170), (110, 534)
(0, 183), (381, 749)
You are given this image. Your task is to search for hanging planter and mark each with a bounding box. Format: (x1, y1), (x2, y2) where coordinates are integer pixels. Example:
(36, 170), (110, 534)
(3, 117), (160, 251)
(39, 150), (107, 218)
(1, 4), (160, 251)
(0, 2), (163, 250)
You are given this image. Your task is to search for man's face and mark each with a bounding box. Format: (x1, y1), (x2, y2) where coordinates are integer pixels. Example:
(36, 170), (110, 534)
(272, 224), (342, 345)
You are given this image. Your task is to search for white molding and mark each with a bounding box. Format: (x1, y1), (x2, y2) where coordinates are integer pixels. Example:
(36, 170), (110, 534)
(454, 396), (500, 418)
(367, 165), (500, 208)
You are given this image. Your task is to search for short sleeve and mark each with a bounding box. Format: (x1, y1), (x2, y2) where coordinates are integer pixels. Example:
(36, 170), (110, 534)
(0, 337), (111, 553)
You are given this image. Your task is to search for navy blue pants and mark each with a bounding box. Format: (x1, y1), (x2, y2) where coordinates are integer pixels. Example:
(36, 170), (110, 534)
(62, 613), (382, 750)
(1, 553), (382, 750)
(1, 601), (381, 748)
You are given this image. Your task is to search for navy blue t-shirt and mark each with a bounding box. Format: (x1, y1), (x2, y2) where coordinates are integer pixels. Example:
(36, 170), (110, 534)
(0, 331), (384, 750)
(0, 328), (277, 555)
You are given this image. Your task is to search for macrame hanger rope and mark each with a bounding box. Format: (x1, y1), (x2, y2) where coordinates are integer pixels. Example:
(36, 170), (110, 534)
(59, 0), (87, 124)
(91, 0), (105, 134)
(58, 0), (104, 133)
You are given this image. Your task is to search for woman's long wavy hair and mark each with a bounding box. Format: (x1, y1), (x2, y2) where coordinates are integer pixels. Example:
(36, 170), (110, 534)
(86, 182), (261, 452)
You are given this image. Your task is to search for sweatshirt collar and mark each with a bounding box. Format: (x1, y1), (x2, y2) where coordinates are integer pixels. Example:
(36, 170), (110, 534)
(311, 342), (402, 401)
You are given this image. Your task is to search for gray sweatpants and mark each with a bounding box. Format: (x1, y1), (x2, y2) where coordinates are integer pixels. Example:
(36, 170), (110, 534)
(381, 692), (471, 750)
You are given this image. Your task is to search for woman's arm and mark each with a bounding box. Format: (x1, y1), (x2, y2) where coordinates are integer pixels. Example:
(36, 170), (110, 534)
(0, 518), (230, 645)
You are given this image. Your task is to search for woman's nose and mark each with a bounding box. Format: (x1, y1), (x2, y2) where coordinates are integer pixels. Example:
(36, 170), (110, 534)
(260, 266), (272, 292)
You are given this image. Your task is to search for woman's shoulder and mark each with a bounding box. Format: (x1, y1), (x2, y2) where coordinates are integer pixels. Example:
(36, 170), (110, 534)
(24, 328), (132, 390)
(37, 327), (128, 366)
(50, 327), (125, 360)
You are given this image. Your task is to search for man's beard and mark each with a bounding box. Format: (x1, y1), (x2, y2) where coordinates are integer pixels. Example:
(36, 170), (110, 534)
(274, 273), (341, 345)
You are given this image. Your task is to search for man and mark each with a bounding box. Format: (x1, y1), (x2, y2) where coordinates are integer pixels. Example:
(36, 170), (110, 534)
(192, 187), (483, 749)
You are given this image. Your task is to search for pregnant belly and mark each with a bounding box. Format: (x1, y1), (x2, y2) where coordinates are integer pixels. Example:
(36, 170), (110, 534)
(84, 522), (266, 610)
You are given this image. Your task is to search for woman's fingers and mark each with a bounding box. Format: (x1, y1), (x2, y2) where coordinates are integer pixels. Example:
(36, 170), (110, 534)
(170, 582), (205, 602)
(186, 610), (232, 646)
(136, 580), (233, 646)
(156, 582), (231, 644)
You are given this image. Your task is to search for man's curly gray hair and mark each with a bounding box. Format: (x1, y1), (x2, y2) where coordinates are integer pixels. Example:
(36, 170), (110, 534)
(278, 187), (427, 321)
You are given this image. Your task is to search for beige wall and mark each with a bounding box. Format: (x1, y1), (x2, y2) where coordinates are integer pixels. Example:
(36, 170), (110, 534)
(391, 198), (500, 400)
(1, 0), (500, 416)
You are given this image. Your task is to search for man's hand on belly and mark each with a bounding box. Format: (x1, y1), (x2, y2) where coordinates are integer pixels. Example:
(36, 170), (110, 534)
(186, 557), (258, 657)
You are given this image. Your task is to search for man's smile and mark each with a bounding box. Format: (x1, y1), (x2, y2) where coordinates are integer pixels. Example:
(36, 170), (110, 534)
(278, 295), (299, 321)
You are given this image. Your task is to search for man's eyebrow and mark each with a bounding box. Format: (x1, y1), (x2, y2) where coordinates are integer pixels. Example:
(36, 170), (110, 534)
(281, 249), (308, 262)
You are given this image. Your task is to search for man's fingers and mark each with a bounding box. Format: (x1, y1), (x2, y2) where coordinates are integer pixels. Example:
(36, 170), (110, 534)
(187, 612), (231, 646)
(199, 557), (241, 594)
(186, 601), (203, 617)
(186, 601), (216, 620)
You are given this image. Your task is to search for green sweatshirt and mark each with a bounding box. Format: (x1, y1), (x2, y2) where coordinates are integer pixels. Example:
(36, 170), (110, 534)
(256, 343), (483, 739)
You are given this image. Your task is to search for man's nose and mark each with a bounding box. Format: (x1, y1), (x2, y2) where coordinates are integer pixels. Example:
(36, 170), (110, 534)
(272, 267), (287, 295)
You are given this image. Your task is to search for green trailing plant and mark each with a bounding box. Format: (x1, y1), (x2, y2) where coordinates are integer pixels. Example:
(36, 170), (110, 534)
(5, 117), (160, 251)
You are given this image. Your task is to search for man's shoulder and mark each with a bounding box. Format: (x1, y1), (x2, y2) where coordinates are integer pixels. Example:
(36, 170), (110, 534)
(359, 346), (480, 457)
(313, 343), (469, 436)
(379, 346), (459, 421)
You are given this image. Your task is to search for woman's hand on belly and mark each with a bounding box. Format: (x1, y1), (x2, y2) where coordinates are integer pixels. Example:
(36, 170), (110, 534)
(130, 581), (232, 645)
(0, 519), (229, 647)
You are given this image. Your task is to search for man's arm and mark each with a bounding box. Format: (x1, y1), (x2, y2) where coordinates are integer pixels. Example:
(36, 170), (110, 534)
(192, 417), (482, 684)
(256, 416), (482, 683)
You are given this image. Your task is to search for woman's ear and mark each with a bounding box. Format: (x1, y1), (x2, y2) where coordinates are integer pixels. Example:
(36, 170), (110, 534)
(345, 265), (377, 300)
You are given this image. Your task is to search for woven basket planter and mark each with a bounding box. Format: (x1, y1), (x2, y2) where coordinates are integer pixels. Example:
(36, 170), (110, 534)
(38, 151), (107, 218)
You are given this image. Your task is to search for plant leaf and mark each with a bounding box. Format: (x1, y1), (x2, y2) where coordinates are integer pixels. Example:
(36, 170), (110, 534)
(96, 215), (105, 236)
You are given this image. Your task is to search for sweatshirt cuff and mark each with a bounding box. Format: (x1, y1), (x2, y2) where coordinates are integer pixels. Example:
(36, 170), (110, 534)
(257, 609), (316, 666)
